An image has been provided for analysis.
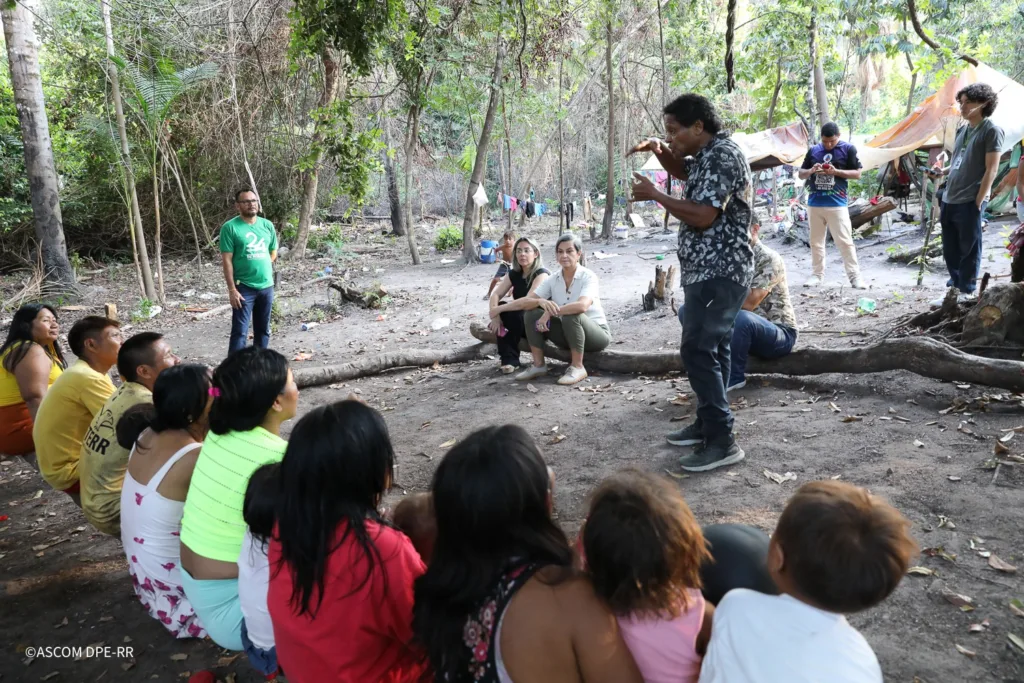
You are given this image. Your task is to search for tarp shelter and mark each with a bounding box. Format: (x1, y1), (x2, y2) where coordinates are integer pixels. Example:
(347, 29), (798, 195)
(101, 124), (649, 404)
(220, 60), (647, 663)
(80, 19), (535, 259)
(732, 122), (810, 170)
(860, 62), (1024, 171)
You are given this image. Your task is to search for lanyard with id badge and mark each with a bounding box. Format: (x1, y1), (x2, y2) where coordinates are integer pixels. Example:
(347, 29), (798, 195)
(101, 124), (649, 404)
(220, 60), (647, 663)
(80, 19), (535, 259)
(952, 126), (978, 171)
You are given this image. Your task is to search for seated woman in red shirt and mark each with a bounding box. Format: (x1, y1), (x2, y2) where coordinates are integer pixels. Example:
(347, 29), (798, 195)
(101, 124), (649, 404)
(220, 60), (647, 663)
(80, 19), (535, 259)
(413, 425), (643, 683)
(268, 400), (426, 683)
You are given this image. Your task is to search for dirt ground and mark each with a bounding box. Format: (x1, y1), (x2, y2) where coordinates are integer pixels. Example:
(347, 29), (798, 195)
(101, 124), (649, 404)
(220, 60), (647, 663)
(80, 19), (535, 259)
(2, 212), (1024, 682)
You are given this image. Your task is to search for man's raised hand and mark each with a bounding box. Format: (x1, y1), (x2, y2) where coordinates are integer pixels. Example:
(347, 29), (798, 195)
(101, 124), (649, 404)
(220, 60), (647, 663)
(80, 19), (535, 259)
(627, 137), (668, 157)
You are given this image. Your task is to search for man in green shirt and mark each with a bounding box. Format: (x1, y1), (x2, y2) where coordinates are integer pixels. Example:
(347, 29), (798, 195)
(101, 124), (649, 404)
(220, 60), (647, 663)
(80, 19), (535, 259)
(221, 188), (278, 354)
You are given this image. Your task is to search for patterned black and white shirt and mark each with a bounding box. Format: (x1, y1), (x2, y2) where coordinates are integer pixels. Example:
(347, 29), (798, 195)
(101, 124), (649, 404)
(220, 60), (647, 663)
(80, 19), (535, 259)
(676, 132), (754, 288)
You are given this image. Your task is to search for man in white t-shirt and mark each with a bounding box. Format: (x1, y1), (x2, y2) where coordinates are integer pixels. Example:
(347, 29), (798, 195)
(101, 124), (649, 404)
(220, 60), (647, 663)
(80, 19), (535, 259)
(699, 480), (917, 683)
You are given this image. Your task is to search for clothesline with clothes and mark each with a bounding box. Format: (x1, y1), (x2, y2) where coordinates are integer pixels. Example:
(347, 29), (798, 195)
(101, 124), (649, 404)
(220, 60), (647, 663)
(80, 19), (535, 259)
(497, 191), (547, 217)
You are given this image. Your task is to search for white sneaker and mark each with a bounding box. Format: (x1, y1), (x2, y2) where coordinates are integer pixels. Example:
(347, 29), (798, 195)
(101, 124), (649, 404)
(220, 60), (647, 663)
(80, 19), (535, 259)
(557, 366), (588, 386)
(803, 275), (823, 288)
(850, 277), (868, 290)
(500, 365), (517, 375)
(515, 365), (548, 381)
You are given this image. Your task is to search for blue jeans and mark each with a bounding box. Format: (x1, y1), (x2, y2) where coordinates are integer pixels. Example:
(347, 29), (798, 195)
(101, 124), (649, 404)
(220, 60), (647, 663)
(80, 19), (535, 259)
(940, 201), (984, 294)
(729, 311), (797, 386)
(229, 284), (274, 355)
(679, 278), (749, 442)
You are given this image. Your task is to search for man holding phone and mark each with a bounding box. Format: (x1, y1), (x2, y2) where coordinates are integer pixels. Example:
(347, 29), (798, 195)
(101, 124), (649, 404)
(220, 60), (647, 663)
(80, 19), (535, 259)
(928, 83), (1004, 304)
(798, 122), (866, 289)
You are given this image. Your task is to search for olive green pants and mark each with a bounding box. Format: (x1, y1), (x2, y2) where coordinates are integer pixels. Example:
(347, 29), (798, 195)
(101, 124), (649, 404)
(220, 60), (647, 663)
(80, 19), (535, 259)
(524, 309), (611, 354)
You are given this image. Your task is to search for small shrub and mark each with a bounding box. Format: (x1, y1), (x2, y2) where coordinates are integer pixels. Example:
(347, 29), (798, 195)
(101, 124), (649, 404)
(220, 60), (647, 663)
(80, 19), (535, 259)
(434, 226), (463, 252)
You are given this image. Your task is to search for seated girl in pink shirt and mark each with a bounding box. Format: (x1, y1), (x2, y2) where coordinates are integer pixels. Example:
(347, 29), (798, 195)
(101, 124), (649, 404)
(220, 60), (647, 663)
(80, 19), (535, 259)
(582, 469), (714, 683)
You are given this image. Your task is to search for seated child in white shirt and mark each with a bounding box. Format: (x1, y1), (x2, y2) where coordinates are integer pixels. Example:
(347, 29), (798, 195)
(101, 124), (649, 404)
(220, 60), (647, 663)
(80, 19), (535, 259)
(238, 463), (280, 681)
(699, 480), (917, 683)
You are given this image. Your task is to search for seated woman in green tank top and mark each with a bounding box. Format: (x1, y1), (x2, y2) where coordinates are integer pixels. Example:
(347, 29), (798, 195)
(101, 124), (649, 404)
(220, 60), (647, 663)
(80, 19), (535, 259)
(178, 347), (298, 651)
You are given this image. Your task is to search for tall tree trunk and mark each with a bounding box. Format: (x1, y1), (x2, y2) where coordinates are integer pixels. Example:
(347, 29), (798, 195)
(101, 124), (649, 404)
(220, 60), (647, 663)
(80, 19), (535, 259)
(905, 50), (918, 116)
(767, 57), (783, 128)
(100, 0), (155, 299)
(403, 107), (423, 265)
(292, 50), (342, 260)
(601, 19), (615, 240)
(809, 15), (830, 127)
(461, 35), (505, 262)
(620, 56), (632, 217)
(383, 134), (405, 236)
(152, 148), (165, 302)
(656, 0), (667, 106)
(558, 56), (565, 235)
(502, 92), (514, 233)
(724, 0), (737, 93)
(1, 0), (75, 288)
(227, 0), (259, 198)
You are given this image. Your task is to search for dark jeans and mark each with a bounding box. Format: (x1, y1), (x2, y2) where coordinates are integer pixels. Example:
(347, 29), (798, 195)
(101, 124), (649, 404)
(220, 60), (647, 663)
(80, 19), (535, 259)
(679, 278), (749, 442)
(700, 523), (779, 606)
(229, 284), (274, 355)
(940, 200), (984, 294)
(497, 309), (526, 367)
(730, 311), (797, 386)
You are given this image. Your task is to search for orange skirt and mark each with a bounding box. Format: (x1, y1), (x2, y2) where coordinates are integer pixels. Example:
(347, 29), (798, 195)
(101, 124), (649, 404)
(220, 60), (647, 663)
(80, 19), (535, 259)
(0, 402), (34, 456)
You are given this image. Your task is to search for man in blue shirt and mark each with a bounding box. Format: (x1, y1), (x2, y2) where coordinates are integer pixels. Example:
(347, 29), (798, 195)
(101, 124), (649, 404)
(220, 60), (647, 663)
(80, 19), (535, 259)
(798, 123), (866, 290)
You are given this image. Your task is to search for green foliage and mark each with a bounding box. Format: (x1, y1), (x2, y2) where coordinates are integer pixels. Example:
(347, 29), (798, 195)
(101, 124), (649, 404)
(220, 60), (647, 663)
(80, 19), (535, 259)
(113, 57), (219, 135)
(289, 0), (400, 75)
(310, 99), (385, 213)
(434, 225), (463, 251)
(307, 223), (346, 254)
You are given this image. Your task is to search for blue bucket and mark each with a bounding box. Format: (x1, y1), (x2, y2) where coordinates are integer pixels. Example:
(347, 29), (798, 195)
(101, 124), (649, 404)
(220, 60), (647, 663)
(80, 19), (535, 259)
(480, 240), (498, 264)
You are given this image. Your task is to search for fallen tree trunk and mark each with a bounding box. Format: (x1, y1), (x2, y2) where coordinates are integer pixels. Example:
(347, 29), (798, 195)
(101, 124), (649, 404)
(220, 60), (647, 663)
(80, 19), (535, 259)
(469, 322), (1024, 392)
(293, 344), (491, 389)
(192, 304), (231, 321)
(888, 241), (942, 264)
(329, 281), (389, 309)
(850, 196), (897, 230)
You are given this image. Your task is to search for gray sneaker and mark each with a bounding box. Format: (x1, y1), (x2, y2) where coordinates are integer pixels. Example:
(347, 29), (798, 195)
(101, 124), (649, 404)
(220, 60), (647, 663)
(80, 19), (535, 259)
(679, 438), (745, 472)
(667, 421), (704, 447)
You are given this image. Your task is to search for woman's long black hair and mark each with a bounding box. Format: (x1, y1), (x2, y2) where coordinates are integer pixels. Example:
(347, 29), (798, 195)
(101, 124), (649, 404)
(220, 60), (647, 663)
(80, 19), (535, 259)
(412, 425), (573, 679)
(209, 346), (289, 435)
(115, 364), (211, 450)
(274, 400), (395, 617)
(0, 303), (66, 373)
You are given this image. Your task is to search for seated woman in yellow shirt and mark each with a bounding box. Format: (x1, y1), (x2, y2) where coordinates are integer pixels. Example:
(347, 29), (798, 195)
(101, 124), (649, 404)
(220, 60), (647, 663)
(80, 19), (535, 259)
(33, 316), (122, 503)
(0, 304), (67, 461)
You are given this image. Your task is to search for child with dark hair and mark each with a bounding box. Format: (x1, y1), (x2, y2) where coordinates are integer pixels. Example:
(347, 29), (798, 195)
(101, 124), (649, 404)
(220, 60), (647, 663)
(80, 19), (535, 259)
(392, 492), (437, 564)
(80, 332), (179, 535)
(413, 425), (642, 683)
(118, 363), (213, 640)
(269, 400), (427, 682)
(179, 346), (298, 651)
(238, 463), (281, 680)
(583, 470), (712, 683)
(485, 231), (517, 299)
(33, 316), (122, 502)
(699, 480), (917, 683)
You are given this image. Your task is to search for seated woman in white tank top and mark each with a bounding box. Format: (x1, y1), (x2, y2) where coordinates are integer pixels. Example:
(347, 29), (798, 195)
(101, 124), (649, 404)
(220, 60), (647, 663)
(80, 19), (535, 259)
(412, 425), (643, 683)
(117, 364), (212, 638)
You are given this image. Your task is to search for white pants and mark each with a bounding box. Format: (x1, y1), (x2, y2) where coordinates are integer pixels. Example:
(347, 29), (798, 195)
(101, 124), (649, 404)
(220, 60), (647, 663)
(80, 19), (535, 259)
(808, 206), (860, 280)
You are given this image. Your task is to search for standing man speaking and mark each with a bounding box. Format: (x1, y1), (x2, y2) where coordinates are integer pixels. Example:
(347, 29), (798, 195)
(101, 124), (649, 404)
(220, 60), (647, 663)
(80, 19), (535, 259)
(630, 94), (753, 472)
(221, 188), (278, 355)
